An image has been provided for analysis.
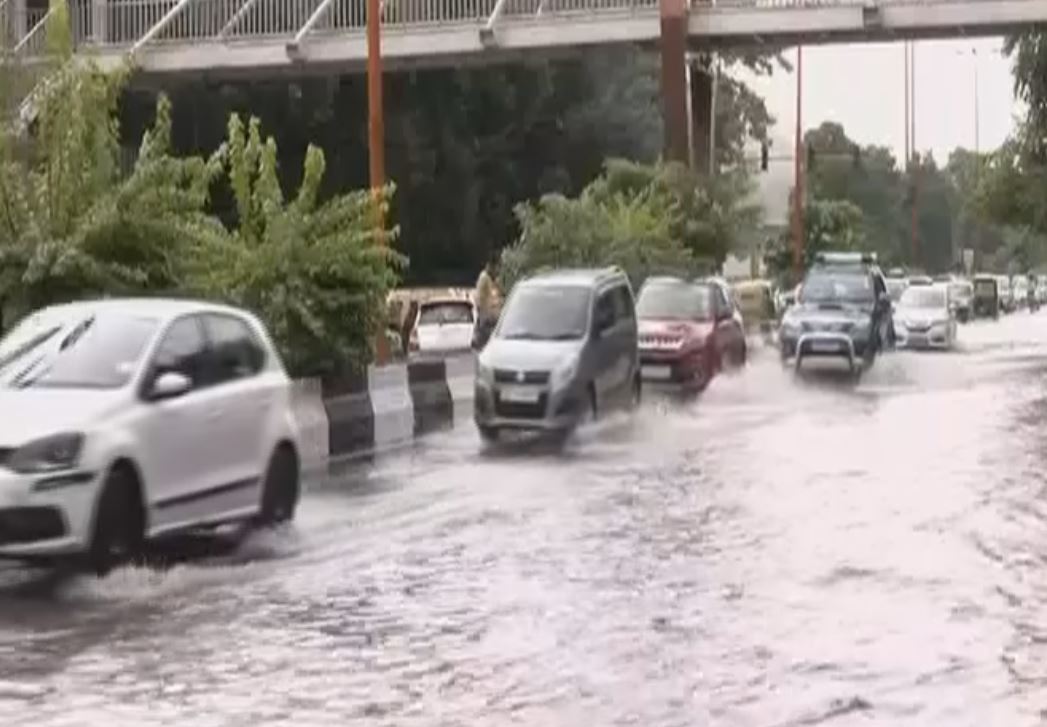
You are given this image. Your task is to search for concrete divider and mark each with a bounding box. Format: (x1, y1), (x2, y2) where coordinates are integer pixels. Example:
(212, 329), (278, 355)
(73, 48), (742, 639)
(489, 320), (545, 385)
(295, 352), (475, 469)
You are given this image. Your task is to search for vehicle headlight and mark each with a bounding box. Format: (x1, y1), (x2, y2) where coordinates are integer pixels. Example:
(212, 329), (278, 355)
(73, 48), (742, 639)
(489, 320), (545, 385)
(780, 319), (800, 336)
(852, 319), (871, 336)
(551, 356), (579, 389)
(7, 432), (84, 474)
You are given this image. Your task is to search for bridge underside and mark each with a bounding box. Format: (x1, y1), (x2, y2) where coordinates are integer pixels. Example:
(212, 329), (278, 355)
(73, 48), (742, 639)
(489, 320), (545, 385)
(64, 0), (1047, 78)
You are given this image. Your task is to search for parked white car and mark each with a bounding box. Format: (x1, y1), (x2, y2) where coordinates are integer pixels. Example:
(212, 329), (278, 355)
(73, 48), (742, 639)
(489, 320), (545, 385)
(409, 296), (477, 355)
(0, 298), (301, 573)
(893, 283), (957, 350)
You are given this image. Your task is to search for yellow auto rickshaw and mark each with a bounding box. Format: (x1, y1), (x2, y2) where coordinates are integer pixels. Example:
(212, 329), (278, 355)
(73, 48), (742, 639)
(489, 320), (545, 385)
(732, 279), (777, 340)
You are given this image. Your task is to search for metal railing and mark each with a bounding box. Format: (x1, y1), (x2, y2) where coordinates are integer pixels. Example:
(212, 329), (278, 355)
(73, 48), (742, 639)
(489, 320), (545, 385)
(0, 0), (1020, 60)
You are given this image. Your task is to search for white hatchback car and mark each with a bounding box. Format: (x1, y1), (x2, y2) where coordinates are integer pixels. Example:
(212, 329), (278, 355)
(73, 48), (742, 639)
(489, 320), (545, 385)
(0, 298), (302, 573)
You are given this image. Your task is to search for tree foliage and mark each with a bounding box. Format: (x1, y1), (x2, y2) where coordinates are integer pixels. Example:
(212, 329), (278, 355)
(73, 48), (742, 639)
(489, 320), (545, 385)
(185, 114), (404, 377)
(793, 121), (1016, 274)
(499, 158), (763, 291)
(146, 47), (784, 285)
(764, 198), (865, 279)
(0, 48), (402, 375)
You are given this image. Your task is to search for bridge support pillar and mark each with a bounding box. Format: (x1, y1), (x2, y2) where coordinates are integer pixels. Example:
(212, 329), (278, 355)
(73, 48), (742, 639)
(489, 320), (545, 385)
(689, 59), (713, 174)
(659, 0), (690, 165)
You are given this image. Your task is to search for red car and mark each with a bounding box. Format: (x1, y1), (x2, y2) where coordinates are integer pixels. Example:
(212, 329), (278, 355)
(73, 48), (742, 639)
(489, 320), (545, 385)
(636, 276), (747, 389)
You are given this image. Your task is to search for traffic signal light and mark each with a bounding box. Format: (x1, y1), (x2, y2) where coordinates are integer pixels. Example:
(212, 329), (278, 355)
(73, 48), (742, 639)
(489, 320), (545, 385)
(760, 143), (769, 171)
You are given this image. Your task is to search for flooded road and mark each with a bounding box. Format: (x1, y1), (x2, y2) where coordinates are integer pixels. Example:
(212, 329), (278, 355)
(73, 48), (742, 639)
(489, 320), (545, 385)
(4, 313), (1047, 726)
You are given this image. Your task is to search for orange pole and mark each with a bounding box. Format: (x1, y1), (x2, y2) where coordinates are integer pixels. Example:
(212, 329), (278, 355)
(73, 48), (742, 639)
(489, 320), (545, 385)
(792, 45), (804, 279)
(366, 0), (385, 223)
(903, 42), (910, 164)
(910, 43), (918, 266)
(367, 0), (391, 363)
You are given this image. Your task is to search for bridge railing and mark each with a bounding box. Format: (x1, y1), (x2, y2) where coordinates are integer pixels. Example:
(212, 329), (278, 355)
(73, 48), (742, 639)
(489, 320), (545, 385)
(38, 0), (657, 53)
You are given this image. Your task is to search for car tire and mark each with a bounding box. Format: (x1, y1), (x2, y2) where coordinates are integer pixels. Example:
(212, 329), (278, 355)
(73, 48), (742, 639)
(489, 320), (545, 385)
(257, 445), (299, 527)
(693, 356), (710, 390)
(629, 374), (642, 410)
(87, 465), (144, 577)
(478, 425), (499, 443)
(580, 385), (597, 425)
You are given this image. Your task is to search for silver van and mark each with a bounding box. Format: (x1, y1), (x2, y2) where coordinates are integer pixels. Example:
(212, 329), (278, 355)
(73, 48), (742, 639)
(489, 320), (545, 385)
(473, 267), (641, 442)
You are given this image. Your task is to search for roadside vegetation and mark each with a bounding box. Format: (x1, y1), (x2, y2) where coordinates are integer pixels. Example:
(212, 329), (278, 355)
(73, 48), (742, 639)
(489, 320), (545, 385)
(0, 1), (402, 378)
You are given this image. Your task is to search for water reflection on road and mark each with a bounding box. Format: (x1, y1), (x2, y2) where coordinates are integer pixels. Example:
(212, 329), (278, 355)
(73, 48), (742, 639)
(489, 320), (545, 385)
(4, 314), (1047, 726)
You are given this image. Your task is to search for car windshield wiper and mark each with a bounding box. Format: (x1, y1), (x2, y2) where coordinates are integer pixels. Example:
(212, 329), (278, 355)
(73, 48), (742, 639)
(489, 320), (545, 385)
(0, 326), (62, 378)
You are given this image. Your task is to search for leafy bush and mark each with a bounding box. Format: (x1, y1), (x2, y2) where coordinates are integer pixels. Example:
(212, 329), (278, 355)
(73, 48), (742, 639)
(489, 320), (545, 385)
(500, 159), (759, 292)
(0, 45), (403, 377)
(183, 114), (404, 378)
(764, 198), (865, 280)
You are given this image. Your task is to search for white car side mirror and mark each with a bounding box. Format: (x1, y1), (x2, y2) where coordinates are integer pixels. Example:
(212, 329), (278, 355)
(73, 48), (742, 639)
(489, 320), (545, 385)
(149, 371), (192, 400)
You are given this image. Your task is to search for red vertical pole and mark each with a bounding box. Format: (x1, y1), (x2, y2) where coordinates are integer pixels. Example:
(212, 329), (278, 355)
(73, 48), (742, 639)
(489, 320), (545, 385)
(367, 0), (390, 364)
(792, 45), (804, 279)
(910, 43), (919, 267)
(903, 42), (910, 164)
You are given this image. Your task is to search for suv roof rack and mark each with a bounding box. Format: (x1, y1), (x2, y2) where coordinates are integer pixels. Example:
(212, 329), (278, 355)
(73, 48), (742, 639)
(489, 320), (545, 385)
(814, 251), (877, 265)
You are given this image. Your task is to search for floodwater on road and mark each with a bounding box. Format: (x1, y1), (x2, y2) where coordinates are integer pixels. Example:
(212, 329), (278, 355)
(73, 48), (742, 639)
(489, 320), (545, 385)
(4, 313), (1047, 726)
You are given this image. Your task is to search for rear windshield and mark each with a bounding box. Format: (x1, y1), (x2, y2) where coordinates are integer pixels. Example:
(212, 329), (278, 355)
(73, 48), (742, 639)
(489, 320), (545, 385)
(636, 283), (712, 321)
(900, 286), (946, 308)
(800, 269), (874, 304)
(886, 279), (907, 301)
(497, 285), (591, 341)
(418, 301), (474, 325)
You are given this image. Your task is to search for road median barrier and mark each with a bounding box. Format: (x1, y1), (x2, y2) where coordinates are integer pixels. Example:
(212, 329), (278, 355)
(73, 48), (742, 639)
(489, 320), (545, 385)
(292, 352), (476, 471)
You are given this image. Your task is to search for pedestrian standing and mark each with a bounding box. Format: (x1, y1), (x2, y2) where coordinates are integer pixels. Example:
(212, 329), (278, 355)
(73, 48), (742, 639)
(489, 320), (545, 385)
(472, 259), (501, 350)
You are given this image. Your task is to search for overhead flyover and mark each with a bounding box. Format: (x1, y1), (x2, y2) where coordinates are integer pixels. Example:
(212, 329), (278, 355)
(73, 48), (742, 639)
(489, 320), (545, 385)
(31, 0), (1047, 77)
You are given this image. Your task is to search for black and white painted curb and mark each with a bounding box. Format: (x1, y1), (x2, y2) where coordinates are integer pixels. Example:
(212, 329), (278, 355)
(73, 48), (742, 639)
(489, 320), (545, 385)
(292, 353), (475, 471)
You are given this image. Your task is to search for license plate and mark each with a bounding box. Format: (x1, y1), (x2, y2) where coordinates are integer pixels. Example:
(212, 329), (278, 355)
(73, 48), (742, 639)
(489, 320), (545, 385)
(809, 341), (840, 353)
(500, 385), (540, 403)
(643, 365), (672, 381)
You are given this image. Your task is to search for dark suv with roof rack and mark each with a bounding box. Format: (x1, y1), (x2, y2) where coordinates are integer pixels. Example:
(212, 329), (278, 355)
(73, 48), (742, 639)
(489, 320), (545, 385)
(778, 252), (895, 374)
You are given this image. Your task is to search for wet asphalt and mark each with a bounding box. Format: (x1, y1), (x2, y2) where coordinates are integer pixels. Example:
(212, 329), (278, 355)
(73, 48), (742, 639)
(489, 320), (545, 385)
(3, 312), (1047, 726)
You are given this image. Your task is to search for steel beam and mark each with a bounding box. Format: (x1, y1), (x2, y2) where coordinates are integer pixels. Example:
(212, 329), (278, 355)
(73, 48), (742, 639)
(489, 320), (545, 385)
(287, 0), (335, 59)
(131, 0), (193, 56)
(12, 6), (50, 55)
(479, 0), (510, 47)
(219, 0), (262, 38)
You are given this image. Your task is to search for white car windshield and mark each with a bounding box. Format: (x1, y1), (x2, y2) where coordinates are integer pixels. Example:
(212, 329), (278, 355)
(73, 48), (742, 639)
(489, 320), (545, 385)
(0, 310), (159, 389)
(900, 287), (946, 309)
(497, 285), (591, 341)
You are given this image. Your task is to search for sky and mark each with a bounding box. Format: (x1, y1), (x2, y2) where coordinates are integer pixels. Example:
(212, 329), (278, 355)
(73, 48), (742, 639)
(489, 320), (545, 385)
(738, 36), (1020, 225)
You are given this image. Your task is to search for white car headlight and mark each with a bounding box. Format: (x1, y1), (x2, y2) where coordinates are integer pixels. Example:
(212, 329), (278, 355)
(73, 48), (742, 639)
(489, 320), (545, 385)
(780, 319), (800, 335)
(551, 356), (579, 389)
(7, 432), (84, 474)
(476, 360), (494, 383)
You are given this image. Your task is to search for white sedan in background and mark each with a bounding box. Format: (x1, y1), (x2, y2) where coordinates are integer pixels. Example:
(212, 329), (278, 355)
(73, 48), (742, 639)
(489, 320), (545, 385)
(0, 298), (302, 574)
(893, 284), (958, 350)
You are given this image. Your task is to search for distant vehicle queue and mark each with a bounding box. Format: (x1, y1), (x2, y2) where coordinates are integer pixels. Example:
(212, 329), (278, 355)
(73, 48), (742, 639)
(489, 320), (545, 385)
(377, 255), (1045, 443)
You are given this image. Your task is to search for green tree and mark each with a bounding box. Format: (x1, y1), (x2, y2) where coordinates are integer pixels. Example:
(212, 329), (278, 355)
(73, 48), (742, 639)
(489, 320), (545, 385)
(184, 114), (404, 379)
(499, 162), (697, 292)
(0, 57), (223, 329)
(804, 122), (905, 263)
(764, 198), (865, 279)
